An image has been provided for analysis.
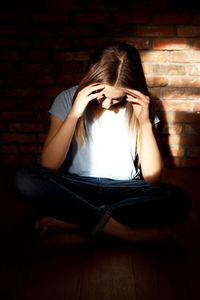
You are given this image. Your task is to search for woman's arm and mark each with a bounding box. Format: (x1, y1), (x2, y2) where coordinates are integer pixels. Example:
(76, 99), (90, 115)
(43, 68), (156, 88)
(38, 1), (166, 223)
(41, 111), (79, 171)
(125, 88), (163, 183)
(40, 84), (105, 171)
(140, 121), (163, 183)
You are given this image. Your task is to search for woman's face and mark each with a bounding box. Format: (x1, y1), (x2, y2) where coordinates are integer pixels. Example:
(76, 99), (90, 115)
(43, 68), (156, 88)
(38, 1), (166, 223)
(97, 85), (126, 110)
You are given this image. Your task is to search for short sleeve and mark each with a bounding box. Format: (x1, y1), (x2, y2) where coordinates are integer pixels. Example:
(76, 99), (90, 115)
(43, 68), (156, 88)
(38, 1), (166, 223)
(48, 85), (78, 121)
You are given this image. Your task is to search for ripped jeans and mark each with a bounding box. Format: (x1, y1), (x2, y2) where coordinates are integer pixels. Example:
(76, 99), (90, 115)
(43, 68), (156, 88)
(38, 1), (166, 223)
(13, 164), (192, 236)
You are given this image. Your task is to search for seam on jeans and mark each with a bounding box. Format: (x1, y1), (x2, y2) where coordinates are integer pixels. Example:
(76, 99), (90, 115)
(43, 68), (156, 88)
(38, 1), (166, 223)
(90, 210), (111, 236)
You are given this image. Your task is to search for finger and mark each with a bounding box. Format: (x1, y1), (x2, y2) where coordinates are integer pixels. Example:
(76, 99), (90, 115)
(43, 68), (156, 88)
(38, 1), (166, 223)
(125, 88), (149, 102)
(88, 90), (104, 101)
(126, 95), (148, 106)
(127, 94), (149, 104)
(87, 84), (105, 95)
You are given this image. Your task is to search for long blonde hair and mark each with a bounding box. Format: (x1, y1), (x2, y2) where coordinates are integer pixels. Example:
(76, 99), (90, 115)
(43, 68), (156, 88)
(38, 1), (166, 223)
(72, 42), (151, 166)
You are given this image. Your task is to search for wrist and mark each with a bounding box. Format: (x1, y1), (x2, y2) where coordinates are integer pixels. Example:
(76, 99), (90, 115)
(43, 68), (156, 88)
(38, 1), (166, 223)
(67, 109), (81, 122)
(140, 120), (152, 131)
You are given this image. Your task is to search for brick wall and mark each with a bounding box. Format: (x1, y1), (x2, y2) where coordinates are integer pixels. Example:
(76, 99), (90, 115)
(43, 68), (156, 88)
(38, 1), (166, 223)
(0, 0), (200, 167)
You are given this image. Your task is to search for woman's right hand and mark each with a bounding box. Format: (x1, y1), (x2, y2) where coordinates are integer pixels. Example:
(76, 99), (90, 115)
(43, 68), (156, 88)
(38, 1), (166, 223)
(70, 83), (105, 119)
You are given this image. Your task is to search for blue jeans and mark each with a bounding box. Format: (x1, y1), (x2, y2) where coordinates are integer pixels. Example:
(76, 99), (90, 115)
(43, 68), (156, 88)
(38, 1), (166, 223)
(13, 165), (192, 236)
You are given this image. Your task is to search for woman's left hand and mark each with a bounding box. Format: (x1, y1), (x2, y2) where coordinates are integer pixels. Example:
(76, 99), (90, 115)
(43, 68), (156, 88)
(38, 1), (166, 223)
(124, 88), (150, 126)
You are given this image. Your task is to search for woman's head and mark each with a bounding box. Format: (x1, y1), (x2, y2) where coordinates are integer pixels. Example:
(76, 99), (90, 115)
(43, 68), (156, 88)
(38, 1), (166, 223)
(79, 41), (149, 97)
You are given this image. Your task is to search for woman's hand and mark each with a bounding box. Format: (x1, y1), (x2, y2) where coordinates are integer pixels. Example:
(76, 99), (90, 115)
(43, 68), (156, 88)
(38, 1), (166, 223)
(70, 83), (105, 119)
(124, 88), (150, 126)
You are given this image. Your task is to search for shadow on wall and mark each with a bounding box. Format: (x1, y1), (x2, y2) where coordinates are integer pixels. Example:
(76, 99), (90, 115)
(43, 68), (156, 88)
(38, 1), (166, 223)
(153, 99), (200, 167)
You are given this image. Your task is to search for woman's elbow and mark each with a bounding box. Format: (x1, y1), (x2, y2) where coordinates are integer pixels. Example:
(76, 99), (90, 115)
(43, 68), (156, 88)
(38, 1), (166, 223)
(40, 153), (60, 172)
(143, 169), (163, 184)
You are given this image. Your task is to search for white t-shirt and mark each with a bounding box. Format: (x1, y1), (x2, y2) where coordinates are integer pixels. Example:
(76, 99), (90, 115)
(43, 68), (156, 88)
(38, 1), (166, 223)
(48, 86), (159, 180)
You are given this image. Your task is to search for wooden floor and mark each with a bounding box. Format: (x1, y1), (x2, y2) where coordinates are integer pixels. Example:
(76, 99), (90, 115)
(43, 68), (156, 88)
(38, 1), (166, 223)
(0, 166), (200, 300)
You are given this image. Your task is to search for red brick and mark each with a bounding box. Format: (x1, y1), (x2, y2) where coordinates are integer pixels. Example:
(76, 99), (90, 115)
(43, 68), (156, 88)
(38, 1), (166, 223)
(3, 75), (31, 88)
(163, 157), (181, 167)
(169, 52), (200, 62)
(34, 13), (69, 24)
(0, 12), (29, 22)
(28, 51), (51, 61)
(18, 39), (30, 48)
(153, 100), (191, 112)
(87, 0), (166, 10)
(9, 122), (44, 133)
(20, 63), (53, 73)
(115, 38), (149, 50)
(58, 61), (81, 73)
(171, 112), (200, 123)
(20, 144), (42, 153)
(58, 74), (83, 85)
(54, 51), (89, 61)
(142, 63), (150, 74)
(0, 62), (15, 73)
(188, 64), (200, 75)
(92, 24), (137, 38)
(137, 26), (174, 37)
(0, 26), (16, 35)
(140, 51), (167, 62)
(0, 111), (33, 121)
(185, 124), (200, 135)
(0, 122), (7, 131)
(152, 13), (190, 24)
(86, 0), (122, 10)
(72, 12), (110, 24)
(177, 26), (200, 37)
(45, 0), (83, 9)
(152, 64), (185, 75)
(149, 88), (160, 100)
(161, 124), (183, 135)
(21, 154), (38, 164)
(0, 37), (16, 48)
(0, 51), (19, 61)
(0, 100), (17, 110)
(74, 38), (147, 50)
(59, 26), (93, 37)
(113, 12), (150, 24)
(6, 87), (41, 97)
(193, 14), (200, 24)
(1, 133), (36, 143)
(33, 39), (69, 49)
(175, 136), (200, 146)
(193, 103), (200, 112)
(169, 146), (185, 157)
(193, 40), (200, 50)
(36, 75), (55, 85)
(146, 77), (168, 87)
(45, 86), (67, 97)
(73, 38), (109, 49)
(186, 147), (200, 158)
(2, 144), (18, 153)
(182, 158), (200, 167)
(157, 135), (174, 145)
(3, 154), (18, 164)
(38, 133), (47, 143)
(170, 78), (200, 88)
(20, 26), (55, 37)
(161, 144), (184, 157)
(152, 39), (189, 50)
(162, 88), (200, 100)
(36, 111), (49, 121)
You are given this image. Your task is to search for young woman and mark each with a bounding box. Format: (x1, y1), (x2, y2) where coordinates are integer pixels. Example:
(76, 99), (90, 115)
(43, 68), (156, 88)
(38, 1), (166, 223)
(14, 42), (191, 246)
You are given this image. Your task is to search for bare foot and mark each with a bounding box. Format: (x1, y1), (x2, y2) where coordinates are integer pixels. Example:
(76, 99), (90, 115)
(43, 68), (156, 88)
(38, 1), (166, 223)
(102, 217), (176, 248)
(35, 216), (79, 237)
